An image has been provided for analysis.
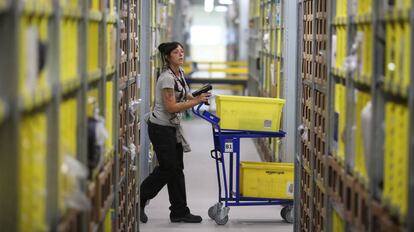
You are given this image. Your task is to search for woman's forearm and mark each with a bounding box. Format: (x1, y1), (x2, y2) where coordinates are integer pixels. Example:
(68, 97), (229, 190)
(166, 99), (199, 113)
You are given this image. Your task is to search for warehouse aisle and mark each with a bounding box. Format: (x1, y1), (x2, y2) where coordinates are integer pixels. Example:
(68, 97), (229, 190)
(140, 116), (293, 232)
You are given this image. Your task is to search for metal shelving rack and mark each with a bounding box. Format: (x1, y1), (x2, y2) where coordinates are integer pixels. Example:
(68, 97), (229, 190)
(294, 0), (304, 230)
(0, 0), (139, 230)
(247, 0), (296, 163)
(247, 0), (261, 98)
(296, 0), (414, 231)
(117, 0), (140, 231)
(139, 0), (173, 181)
(0, 0), (176, 230)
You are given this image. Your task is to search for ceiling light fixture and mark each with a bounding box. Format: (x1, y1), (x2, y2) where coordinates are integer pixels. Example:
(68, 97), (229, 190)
(219, 0), (233, 4)
(204, 0), (214, 12)
(215, 5), (228, 12)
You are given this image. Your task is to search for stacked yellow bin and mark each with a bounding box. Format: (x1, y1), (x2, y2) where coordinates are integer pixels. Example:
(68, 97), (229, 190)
(353, 91), (370, 183)
(58, 99), (78, 212)
(88, 0), (102, 79)
(334, 84), (346, 164)
(333, 0), (347, 76)
(90, 0), (100, 11)
(382, 1), (411, 222)
(355, 24), (373, 84)
(383, 103), (409, 221)
(332, 209), (345, 232)
(106, 81), (113, 153)
(334, 26), (347, 73)
(104, 209), (113, 231)
(384, 21), (411, 97)
(88, 21), (100, 76)
(22, 0), (53, 13)
(19, 14), (51, 109)
(60, 19), (79, 82)
(19, 114), (47, 232)
(354, 0), (372, 84)
(106, 24), (117, 72)
(58, 0), (81, 223)
(17, 1), (53, 230)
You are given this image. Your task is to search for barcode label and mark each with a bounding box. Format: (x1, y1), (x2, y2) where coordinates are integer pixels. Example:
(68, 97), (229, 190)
(264, 120), (272, 128)
(287, 182), (294, 196)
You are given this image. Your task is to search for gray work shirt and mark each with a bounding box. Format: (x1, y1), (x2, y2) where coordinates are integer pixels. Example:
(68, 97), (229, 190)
(149, 67), (192, 152)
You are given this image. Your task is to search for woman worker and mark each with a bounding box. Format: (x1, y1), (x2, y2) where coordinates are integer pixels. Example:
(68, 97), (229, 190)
(140, 41), (210, 223)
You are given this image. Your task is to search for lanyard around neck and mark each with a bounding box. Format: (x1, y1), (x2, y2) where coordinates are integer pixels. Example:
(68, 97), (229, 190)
(169, 67), (185, 87)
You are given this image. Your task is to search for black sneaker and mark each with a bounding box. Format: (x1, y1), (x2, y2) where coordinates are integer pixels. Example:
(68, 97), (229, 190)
(170, 213), (202, 223)
(140, 207), (148, 223)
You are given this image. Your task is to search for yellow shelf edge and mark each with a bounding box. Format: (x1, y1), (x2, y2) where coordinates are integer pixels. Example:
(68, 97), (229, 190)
(61, 78), (81, 95)
(89, 10), (103, 22)
(384, 8), (410, 22)
(333, 17), (348, 26)
(61, 7), (83, 19)
(382, 86), (410, 99)
(22, 3), (53, 17)
(105, 148), (114, 160)
(20, 86), (52, 113)
(106, 66), (116, 75)
(107, 13), (117, 23)
(332, 67), (347, 79)
(354, 13), (373, 24)
(88, 69), (103, 83)
(353, 77), (372, 87)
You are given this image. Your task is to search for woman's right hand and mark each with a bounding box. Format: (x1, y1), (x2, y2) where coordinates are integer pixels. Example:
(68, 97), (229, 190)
(195, 92), (211, 104)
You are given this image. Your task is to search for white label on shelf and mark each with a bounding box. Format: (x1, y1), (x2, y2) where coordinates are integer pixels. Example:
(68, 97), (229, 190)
(271, 63), (275, 85)
(331, 35), (337, 68)
(224, 140), (233, 153)
(351, 0), (358, 13)
(26, 26), (39, 95)
(263, 32), (270, 52)
(356, 31), (364, 74)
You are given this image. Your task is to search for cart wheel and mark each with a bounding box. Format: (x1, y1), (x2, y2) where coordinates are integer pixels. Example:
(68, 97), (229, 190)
(280, 206), (287, 221)
(208, 202), (222, 220)
(282, 205), (294, 224)
(215, 215), (229, 225)
(214, 206), (230, 225)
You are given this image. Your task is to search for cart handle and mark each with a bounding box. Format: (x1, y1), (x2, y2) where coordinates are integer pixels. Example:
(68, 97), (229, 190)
(192, 103), (220, 126)
(210, 149), (222, 161)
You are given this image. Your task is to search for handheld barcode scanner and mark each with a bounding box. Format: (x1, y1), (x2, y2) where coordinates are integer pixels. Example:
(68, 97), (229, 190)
(192, 84), (212, 105)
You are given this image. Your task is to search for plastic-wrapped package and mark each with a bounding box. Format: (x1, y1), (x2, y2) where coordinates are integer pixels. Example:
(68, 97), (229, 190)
(61, 155), (91, 211)
(361, 101), (372, 175)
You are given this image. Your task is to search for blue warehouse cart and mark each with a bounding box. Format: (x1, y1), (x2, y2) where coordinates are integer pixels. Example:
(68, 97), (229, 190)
(192, 103), (294, 225)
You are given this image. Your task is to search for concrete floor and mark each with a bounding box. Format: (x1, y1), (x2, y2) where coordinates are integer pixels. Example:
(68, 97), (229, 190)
(140, 116), (293, 232)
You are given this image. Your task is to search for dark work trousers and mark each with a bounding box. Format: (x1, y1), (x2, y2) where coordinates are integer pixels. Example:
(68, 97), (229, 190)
(140, 121), (190, 218)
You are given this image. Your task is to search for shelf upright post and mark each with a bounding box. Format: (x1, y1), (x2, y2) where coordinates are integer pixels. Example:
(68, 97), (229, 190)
(407, 1), (414, 230)
(139, 0), (151, 183)
(0, 0), (19, 230)
(45, 0), (61, 229)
